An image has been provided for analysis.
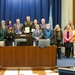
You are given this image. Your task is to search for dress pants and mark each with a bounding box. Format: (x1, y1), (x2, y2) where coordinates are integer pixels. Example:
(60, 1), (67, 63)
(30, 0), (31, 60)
(57, 48), (61, 59)
(57, 40), (61, 59)
(65, 48), (71, 58)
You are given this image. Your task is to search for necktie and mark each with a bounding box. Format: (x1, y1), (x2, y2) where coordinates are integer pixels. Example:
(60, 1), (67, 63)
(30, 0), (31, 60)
(37, 30), (39, 37)
(18, 24), (20, 30)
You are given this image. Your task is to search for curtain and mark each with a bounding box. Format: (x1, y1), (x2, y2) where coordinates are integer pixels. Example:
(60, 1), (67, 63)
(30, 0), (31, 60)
(52, 0), (61, 28)
(0, 0), (61, 28)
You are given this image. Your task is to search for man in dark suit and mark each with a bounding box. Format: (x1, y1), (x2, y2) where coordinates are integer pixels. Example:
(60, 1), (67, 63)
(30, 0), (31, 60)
(44, 24), (54, 45)
(13, 19), (23, 34)
(32, 24), (43, 46)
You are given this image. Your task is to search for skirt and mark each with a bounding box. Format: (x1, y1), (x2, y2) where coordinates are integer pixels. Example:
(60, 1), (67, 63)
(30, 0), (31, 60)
(64, 42), (73, 48)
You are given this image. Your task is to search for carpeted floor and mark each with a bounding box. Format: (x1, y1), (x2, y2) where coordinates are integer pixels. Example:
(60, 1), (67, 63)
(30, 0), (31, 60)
(57, 56), (75, 66)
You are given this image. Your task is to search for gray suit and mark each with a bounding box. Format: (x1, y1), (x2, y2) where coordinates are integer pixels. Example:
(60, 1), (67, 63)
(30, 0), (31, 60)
(32, 29), (43, 46)
(13, 23), (23, 34)
(40, 24), (46, 29)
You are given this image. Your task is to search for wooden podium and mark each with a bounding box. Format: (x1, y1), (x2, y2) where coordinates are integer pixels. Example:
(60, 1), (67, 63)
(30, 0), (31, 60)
(0, 46), (57, 68)
(15, 34), (33, 46)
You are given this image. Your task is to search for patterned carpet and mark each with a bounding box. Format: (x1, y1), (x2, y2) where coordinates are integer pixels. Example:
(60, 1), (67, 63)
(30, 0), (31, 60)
(0, 70), (58, 75)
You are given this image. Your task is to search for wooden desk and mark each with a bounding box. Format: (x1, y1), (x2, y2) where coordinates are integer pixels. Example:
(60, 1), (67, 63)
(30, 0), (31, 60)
(0, 46), (57, 67)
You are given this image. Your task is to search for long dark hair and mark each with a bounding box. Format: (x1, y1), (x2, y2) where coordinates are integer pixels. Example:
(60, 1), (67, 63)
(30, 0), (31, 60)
(7, 20), (12, 25)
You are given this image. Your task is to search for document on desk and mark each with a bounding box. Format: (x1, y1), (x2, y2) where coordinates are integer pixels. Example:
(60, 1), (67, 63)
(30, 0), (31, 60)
(25, 27), (30, 33)
(31, 29), (35, 32)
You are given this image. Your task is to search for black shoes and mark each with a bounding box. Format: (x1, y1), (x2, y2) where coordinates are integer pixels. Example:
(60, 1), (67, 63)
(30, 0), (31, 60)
(58, 57), (61, 59)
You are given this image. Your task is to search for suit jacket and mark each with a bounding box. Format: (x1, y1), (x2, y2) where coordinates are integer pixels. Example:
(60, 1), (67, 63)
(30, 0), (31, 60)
(32, 29), (43, 40)
(63, 30), (73, 43)
(40, 24), (46, 29)
(13, 23), (23, 33)
(1, 25), (8, 33)
(1, 25), (8, 38)
(0, 29), (4, 41)
(44, 29), (54, 44)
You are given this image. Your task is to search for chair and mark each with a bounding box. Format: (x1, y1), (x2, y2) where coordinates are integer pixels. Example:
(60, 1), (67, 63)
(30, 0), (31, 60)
(38, 39), (50, 47)
(15, 38), (27, 46)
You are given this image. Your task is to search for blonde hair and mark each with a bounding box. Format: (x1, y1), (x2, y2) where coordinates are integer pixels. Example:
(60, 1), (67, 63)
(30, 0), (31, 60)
(66, 24), (71, 31)
(54, 24), (60, 31)
(71, 25), (74, 30)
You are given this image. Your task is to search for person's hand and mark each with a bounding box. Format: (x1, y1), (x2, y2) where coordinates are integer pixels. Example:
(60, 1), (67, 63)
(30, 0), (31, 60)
(20, 32), (22, 34)
(60, 42), (62, 44)
(47, 38), (50, 40)
(66, 39), (69, 41)
(24, 31), (26, 33)
(58, 46), (61, 48)
(36, 38), (39, 41)
(36, 37), (39, 41)
(10, 36), (12, 38)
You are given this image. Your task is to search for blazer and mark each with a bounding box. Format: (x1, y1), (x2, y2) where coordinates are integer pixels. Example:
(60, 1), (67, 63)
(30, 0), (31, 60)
(13, 23), (23, 33)
(40, 24), (46, 29)
(63, 30), (73, 43)
(1, 25), (8, 33)
(32, 29), (43, 40)
(0, 29), (4, 41)
(44, 29), (54, 44)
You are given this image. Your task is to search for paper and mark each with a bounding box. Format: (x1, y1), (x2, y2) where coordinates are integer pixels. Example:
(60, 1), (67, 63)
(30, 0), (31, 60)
(46, 73), (58, 75)
(25, 27), (30, 33)
(31, 29), (35, 32)
(45, 70), (52, 73)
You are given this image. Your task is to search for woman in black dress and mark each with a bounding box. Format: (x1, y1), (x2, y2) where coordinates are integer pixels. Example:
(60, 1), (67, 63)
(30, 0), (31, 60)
(5, 25), (15, 46)
(54, 24), (63, 59)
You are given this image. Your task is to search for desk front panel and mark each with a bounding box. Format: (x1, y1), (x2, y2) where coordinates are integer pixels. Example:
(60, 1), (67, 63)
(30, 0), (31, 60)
(0, 46), (57, 67)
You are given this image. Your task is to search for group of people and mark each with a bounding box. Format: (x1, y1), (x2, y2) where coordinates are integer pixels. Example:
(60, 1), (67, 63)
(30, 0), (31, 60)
(30, 19), (75, 59)
(0, 16), (75, 59)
